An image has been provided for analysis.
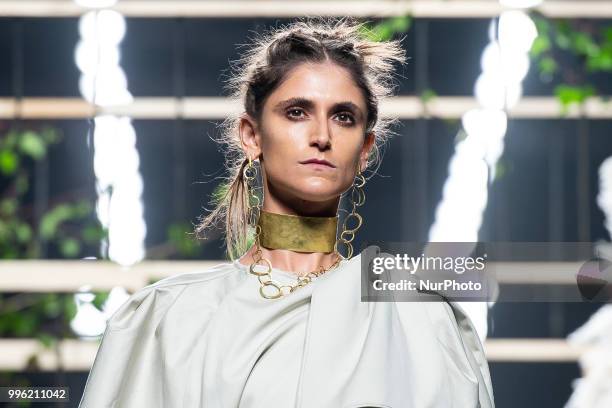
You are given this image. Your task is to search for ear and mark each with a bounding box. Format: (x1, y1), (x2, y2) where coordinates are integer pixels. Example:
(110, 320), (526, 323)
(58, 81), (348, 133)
(359, 131), (376, 173)
(239, 114), (262, 160)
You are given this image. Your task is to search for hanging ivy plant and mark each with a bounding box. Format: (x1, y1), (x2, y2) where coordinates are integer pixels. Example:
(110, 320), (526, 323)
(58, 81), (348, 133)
(0, 124), (108, 375)
(530, 14), (612, 113)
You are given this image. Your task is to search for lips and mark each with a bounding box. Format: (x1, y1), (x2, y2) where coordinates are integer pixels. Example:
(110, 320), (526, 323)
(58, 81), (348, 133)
(299, 158), (336, 168)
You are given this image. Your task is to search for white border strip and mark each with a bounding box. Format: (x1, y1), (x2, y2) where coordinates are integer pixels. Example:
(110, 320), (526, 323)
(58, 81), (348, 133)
(0, 1), (611, 19)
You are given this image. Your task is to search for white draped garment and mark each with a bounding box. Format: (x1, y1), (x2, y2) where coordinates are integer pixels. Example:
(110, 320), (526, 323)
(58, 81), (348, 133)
(79, 253), (495, 408)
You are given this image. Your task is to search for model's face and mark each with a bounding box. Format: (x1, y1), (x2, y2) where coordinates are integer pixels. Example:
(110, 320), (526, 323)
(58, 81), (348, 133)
(241, 61), (374, 213)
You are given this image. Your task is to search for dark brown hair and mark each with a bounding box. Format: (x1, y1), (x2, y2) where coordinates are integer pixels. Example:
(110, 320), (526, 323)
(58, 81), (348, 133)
(195, 17), (407, 258)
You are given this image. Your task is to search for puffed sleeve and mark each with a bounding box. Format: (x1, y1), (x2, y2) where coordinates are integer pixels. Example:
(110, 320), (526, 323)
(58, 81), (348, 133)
(443, 300), (496, 407)
(78, 284), (183, 408)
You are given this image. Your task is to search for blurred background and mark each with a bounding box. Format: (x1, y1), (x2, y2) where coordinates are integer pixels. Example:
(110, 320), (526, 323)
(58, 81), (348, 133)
(0, 0), (611, 407)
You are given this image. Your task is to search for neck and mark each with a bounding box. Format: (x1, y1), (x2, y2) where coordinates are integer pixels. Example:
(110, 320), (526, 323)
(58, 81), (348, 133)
(242, 246), (339, 277)
(257, 210), (338, 253)
(263, 180), (340, 217)
(239, 182), (342, 276)
(240, 211), (341, 277)
(265, 248), (339, 276)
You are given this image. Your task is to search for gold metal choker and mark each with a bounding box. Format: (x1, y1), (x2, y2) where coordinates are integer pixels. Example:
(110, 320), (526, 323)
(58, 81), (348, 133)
(257, 210), (338, 253)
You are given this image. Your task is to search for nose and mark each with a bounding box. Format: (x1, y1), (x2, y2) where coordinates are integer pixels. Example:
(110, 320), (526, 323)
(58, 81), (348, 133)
(309, 118), (332, 150)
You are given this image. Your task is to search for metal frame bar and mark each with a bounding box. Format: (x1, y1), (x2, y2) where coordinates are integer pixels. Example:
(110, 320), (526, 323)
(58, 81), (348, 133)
(1, 96), (612, 119)
(0, 337), (589, 371)
(0, 260), (590, 292)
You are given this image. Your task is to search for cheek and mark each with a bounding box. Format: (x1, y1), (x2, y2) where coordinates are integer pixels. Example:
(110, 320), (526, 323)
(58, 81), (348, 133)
(259, 123), (304, 176)
(259, 119), (364, 193)
(337, 137), (363, 169)
(261, 117), (306, 151)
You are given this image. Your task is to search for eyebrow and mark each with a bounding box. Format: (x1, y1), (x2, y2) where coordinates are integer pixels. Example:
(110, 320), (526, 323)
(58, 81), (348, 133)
(273, 97), (364, 120)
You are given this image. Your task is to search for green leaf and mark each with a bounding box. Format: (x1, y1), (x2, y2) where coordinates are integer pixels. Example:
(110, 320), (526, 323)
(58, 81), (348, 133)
(533, 16), (550, 35)
(168, 222), (199, 257)
(389, 16), (411, 33)
(554, 84), (596, 110)
(0, 199), (18, 216)
(60, 237), (80, 258)
(372, 23), (394, 42)
(92, 291), (110, 311)
(37, 333), (57, 349)
(63, 296), (78, 321)
(420, 89), (438, 103)
(0, 149), (19, 175)
(554, 20), (572, 50)
(538, 56), (558, 75)
(0, 130), (18, 150)
(14, 313), (38, 337)
(42, 294), (61, 318)
(530, 35), (551, 57)
(15, 222), (32, 244)
(358, 16), (411, 42)
(40, 127), (61, 144)
(15, 172), (29, 195)
(555, 33), (570, 49)
(358, 24), (377, 41)
(39, 204), (74, 239)
(493, 160), (509, 181)
(18, 131), (47, 160)
(73, 200), (93, 218)
(571, 32), (600, 57)
(82, 223), (106, 243)
(587, 49), (612, 72)
(0, 246), (19, 259)
(603, 27), (612, 43)
(0, 220), (10, 242)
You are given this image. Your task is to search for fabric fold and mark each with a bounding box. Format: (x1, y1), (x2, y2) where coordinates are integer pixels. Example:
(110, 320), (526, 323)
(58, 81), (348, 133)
(79, 256), (494, 408)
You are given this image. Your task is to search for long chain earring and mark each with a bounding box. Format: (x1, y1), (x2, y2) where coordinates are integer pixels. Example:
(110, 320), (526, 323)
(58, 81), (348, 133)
(243, 156), (261, 230)
(334, 161), (366, 259)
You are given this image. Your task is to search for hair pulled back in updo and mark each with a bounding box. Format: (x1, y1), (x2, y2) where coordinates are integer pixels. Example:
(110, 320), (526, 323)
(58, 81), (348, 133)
(195, 17), (407, 258)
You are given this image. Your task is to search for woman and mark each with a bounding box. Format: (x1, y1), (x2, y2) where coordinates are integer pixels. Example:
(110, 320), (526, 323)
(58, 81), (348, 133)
(79, 18), (495, 408)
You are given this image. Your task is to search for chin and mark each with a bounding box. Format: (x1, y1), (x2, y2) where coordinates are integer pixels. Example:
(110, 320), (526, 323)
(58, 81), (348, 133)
(292, 182), (343, 203)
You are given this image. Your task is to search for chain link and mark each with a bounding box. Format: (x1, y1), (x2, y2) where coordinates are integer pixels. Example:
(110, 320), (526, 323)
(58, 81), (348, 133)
(244, 158), (366, 299)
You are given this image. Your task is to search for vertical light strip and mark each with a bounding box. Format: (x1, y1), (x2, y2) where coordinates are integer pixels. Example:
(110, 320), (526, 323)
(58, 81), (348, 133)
(74, 2), (145, 265)
(71, 0), (143, 337)
(597, 157), (612, 240)
(564, 159), (612, 407)
(427, 1), (541, 341)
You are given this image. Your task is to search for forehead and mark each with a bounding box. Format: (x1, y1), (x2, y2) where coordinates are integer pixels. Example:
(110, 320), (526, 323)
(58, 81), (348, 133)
(266, 61), (367, 109)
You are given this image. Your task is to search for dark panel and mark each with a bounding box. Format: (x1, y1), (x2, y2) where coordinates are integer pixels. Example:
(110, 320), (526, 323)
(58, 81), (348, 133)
(490, 362), (580, 408)
(0, 19), (13, 96)
(426, 18), (490, 96)
(121, 19), (176, 96)
(589, 121), (612, 242)
(490, 302), (602, 338)
(134, 119), (227, 259)
(22, 18), (80, 97)
(485, 120), (570, 241)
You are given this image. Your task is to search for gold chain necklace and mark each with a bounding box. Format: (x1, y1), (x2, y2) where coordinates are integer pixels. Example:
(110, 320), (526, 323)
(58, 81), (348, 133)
(248, 226), (344, 299)
(243, 158), (365, 299)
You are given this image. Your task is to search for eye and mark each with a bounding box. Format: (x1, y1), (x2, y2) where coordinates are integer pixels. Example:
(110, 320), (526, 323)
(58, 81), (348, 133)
(286, 108), (306, 119)
(334, 112), (356, 125)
